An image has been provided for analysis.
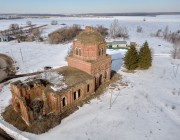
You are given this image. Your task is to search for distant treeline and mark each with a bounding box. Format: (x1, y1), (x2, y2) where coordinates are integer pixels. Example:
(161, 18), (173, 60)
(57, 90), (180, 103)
(83, 12), (180, 17)
(1, 12), (180, 18)
(0, 17), (23, 20)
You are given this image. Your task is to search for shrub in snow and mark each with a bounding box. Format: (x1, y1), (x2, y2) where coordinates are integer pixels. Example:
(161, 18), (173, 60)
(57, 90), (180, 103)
(124, 45), (139, 70)
(9, 23), (19, 30)
(26, 21), (32, 26)
(171, 105), (176, 110)
(139, 41), (152, 69)
(48, 25), (81, 44)
(153, 25), (180, 44)
(163, 25), (169, 40)
(51, 20), (58, 25)
(155, 29), (163, 37)
(137, 26), (143, 33)
(32, 28), (42, 41)
(171, 41), (180, 59)
(94, 25), (108, 37)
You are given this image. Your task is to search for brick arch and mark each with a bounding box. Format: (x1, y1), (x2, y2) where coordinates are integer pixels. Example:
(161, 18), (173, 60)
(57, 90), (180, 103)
(75, 47), (78, 55)
(78, 48), (82, 56)
(94, 73), (105, 88)
(101, 48), (104, 55)
(98, 48), (101, 56)
(99, 74), (103, 85)
(61, 96), (68, 108)
(104, 71), (108, 80)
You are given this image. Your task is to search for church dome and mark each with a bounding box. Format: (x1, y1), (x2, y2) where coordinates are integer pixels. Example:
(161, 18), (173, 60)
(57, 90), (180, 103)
(76, 26), (105, 45)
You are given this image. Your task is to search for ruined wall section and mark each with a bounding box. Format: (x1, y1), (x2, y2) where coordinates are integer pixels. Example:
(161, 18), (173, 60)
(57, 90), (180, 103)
(11, 80), (49, 125)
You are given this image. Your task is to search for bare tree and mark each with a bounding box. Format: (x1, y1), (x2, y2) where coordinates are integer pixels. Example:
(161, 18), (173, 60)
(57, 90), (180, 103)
(171, 41), (180, 59)
(65, 45), (73, 61)
(164, 25), (169, 40)
(109, 19), (129, 39)
(94, 25), (108, 37)
(9, 24), (19, 30)
(120, 26), (129, 38)
(155, 29), (162, 37)
(32, 28), (42, 41)
(109, 19), (121, 38)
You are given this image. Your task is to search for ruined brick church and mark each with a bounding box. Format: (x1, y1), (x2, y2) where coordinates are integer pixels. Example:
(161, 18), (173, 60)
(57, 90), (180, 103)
(11, 26), (112, 125)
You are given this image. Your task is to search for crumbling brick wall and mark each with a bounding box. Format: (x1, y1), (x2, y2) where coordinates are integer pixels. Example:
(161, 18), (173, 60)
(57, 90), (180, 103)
(11, 80), (48, 125)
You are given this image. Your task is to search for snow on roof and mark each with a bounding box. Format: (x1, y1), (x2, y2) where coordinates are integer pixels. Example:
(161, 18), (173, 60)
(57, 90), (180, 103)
(40, 71), (63, 85)
(112, 41), (127, 44)
(40, 71), (68, 92)
(50, 84), (67, 92)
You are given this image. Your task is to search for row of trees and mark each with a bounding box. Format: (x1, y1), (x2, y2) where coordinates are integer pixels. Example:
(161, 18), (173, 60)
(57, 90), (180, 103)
(164, 27), (180, 59)
(7, 22), (43, 42)
(8, 19), (128, 44)
(48, 25), (81, 44)
(124, 41), (152, 70)
(48, 19), (128, 44)
(153, 26), (180, 59)
(9, 21), (33, 30)
(172, 41), (180, 59)
(162, 26), (180, 43)
(94, 25), (108, 37)
(16, 28), (42, 42)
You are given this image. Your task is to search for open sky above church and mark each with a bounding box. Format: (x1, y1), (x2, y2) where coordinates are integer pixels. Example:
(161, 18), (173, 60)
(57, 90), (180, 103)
(0, 0), (180, 14)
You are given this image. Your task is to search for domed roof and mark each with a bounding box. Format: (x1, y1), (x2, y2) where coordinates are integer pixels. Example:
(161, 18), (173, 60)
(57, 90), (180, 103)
(76, 26), (105, 45)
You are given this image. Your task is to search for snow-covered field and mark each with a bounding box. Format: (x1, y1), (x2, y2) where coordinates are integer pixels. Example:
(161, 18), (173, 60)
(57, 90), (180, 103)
(0, 15), (180, 140)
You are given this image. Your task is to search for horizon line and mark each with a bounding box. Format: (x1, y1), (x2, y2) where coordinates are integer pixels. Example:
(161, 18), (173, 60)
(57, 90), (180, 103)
(1, 11), (180, 15)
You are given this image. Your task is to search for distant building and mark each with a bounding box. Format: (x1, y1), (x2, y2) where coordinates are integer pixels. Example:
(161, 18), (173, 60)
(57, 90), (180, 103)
(107, 41), (128, 49)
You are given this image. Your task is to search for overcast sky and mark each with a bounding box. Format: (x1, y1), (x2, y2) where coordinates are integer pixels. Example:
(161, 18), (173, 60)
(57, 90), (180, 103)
(0, 0), (180, 14)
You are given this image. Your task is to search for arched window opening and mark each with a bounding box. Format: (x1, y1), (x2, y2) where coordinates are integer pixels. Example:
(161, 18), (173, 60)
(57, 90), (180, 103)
(101, 48), (104, 55)
(73, 92), (76, 100)
(78, 89), (81, 98)
(99, 74), (102, 85)
(87, 84), (90, 92)
(99, 49), (101, 56)
(105, 71), (108, 79)
(74, 89), (81, 101)
(62, 97), (66, 107)
(76, 48), (79, 55)
(95, 77), (97, 89)
(79, 49), (81, 56)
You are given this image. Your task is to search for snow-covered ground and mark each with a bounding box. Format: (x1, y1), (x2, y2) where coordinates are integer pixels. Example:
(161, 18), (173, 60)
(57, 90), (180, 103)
(0, 15), (180, 140)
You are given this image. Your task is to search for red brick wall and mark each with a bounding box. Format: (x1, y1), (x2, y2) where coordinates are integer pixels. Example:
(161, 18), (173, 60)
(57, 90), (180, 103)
(50, 79), (95, 114)
(68, 56), (92, 75)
